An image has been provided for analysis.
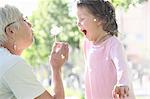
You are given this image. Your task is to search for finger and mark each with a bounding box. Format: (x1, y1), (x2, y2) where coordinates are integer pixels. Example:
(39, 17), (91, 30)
(55, 42), (64, 54)
(64, 43), (69, 59)
(115, 86), (120, 94)
(112, 90), (117, 99)
(62, 46), (69, 60)
(60, 43), (66, 53)
(61, 43), (68, 53)
(120, 86), (129, 99)
(124, 86), (129, 97)
(113, 86), (120, 99)
(51, 42), (59, 54)
(56, 42), (68, 60)
(121, 87), (125, 96)
(113, 86), (121, 98)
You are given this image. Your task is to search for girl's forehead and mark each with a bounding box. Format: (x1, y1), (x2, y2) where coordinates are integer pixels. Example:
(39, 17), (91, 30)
(77, 7), (93, 16)
(77, 7), (89, 13)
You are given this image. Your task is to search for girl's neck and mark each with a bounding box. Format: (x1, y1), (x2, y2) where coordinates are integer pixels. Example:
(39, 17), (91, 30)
(93, 33), (112, 45)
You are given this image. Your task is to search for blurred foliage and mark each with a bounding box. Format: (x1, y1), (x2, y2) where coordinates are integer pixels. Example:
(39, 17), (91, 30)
(65, 88), (84, 99)
(23, 0), (82, 66)
(22, 0), (147, 66)
(111, 0), (148, 9)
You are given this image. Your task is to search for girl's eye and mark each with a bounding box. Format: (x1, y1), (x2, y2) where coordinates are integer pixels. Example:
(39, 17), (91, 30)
(76, 17), (84, 24)
(80, 18), (84, 21)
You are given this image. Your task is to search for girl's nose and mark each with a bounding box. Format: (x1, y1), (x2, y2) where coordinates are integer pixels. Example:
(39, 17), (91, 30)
(77, 21), (81, 27)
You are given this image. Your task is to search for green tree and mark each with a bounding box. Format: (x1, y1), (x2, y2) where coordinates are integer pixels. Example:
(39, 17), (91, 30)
(23, 0), (82, 66)
(111, 0), (148, 9)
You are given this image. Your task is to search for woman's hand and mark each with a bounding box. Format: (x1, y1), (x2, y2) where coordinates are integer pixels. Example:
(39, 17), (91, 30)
(49, 42), (69, 71)
(112, 85), (129, 99)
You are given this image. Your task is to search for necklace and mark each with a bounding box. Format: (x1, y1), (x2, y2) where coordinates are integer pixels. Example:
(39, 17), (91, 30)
(93, 33), (112, 45)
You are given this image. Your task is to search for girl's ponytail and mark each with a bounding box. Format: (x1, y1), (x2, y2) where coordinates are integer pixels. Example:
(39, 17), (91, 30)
(103, 1), (118, 36)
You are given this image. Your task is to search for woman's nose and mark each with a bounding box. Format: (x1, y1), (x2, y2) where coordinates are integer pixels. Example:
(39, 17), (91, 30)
(27, 22), (32, 27)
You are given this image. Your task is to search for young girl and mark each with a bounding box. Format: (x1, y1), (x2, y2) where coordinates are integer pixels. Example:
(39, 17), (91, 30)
(75, 0), (135, 99)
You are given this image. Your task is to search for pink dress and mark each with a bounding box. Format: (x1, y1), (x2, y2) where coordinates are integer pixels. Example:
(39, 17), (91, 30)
(83, 36), (135, 99)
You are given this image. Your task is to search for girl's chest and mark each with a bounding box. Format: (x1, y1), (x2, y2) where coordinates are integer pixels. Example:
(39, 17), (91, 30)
(86, 46), (111, 69)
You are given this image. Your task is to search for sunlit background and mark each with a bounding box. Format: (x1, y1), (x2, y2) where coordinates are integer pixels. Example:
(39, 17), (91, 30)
(1, 0), (150, 99)
(0, 0), (37, 16)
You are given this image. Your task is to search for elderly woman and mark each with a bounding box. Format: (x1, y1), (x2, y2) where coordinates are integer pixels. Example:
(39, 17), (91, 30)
(0, 5), (68, 99)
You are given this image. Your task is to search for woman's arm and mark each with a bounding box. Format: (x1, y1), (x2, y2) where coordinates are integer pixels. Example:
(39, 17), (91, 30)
(35, 42), (68, 99)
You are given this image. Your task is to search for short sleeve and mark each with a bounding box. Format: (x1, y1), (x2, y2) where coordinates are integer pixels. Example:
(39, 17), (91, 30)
(110, 41), (130, 86)
(2, 58), (45, 99)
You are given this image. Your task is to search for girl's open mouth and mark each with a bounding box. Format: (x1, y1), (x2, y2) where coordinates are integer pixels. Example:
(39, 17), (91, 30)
(82, 29), (87, 35)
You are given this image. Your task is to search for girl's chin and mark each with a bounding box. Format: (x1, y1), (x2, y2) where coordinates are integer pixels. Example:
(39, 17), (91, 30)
(85, 36), (92, 41)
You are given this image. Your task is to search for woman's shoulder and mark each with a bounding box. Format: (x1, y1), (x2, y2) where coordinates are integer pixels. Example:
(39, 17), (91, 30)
(0, 48), (26, 78)
(0, 48), (25, 64)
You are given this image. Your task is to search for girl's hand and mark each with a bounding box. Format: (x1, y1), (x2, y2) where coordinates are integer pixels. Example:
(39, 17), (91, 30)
(49, 42), (69, 71)
(112, 85), (129, 99)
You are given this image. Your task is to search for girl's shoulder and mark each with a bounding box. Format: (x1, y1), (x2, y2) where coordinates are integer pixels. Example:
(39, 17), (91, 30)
(109, 36), (122, 46)
(108, 36), (126, 52)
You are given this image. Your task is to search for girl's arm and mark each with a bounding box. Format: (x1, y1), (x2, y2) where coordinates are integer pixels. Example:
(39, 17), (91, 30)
(110, 40), (130, 98)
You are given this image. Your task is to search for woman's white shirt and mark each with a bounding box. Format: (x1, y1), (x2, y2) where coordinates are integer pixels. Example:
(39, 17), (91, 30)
(0, 47), (45, 99)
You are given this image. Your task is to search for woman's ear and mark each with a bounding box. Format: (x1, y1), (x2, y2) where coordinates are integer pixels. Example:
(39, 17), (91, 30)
(5, 25), (15, 38)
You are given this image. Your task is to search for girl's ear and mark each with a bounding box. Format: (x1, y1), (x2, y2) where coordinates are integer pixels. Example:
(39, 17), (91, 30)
(96, 18), (106, 27)
(93, 17), (102, 26)
(97, 19), (103, 26)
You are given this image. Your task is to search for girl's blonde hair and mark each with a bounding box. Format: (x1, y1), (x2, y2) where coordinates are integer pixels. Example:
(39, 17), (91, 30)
(0, 5), (22, 45)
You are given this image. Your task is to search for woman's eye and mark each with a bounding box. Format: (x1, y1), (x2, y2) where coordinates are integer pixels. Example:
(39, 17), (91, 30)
(23, 16), (29, 22)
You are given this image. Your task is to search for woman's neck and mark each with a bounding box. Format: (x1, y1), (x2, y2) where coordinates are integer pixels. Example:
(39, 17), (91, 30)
(2, 43), (22, 55)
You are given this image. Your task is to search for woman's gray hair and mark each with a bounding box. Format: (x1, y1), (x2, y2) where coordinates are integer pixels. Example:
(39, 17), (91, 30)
(0, 5), (23, 45)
